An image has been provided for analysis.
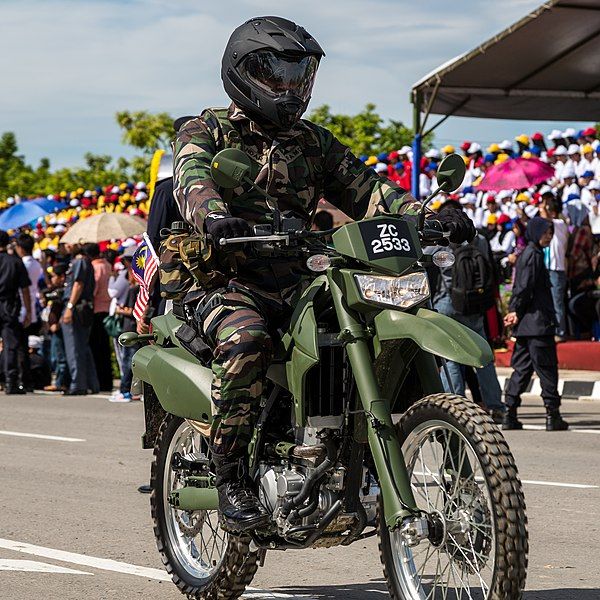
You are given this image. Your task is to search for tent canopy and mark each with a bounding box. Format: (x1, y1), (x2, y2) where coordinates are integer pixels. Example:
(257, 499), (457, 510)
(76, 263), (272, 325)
(412, 0), (600, 122)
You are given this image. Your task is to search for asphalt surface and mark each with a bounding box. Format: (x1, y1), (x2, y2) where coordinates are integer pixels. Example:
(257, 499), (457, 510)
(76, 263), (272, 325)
(1, 391), (599, 599)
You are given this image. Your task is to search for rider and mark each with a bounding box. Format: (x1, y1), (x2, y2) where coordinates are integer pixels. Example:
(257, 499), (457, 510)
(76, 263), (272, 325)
(172, 16), (475, 532)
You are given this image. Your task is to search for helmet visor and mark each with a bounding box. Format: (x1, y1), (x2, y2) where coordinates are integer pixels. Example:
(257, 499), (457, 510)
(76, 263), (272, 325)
(241, 51), (319, 102)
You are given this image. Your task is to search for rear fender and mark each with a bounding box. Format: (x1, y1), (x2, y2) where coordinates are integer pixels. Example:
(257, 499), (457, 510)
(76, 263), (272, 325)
(374, 308), (493, 368)
(131, 315), (213, 423)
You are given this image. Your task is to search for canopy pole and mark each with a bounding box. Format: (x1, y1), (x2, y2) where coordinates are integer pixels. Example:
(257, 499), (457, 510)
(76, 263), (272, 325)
(411, 91), (422, 199)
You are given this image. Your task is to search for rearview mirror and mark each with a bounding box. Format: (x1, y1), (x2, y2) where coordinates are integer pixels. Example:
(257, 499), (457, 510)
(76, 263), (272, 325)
(210, 148), (253, 189)
(435, 153), (466, 193)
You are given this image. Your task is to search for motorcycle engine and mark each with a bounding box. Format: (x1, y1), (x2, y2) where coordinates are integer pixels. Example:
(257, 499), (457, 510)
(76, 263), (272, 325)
(258, 428), (344, 529)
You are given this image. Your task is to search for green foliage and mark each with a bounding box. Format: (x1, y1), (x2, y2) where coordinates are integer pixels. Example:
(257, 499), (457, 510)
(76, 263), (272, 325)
(115, 110), (174, 152)
(1, 105), (428, 200)
(307, 103), (431, 157)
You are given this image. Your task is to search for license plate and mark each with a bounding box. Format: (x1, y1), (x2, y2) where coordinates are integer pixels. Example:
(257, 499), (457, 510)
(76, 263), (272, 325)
(360, 219), (417, 260)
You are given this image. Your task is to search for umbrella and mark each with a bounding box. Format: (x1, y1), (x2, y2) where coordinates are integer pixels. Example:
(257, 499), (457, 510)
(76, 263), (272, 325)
(31, 197), (67, 213)
(0, 201), (55, 230)
(59, 212), (147, 244)
(477, 157), (555, 192)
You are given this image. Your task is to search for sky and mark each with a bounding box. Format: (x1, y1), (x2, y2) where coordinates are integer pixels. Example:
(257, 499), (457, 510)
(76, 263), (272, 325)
(0, 0), (590, 169)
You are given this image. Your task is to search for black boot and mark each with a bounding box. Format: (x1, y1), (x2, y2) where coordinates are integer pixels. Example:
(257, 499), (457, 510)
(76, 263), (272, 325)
(502, 407), (523, 430)
(5, 381), (25, 395)
(214, 458), (269, 533)
(546, 408), (569, 431)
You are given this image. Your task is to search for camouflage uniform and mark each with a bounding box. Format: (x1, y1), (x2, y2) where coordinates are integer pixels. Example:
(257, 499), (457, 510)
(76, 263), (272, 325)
(173, 103), (419, 460)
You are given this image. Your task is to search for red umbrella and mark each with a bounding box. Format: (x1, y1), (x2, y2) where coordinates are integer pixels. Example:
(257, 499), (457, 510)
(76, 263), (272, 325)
(477, 157), (555, 191)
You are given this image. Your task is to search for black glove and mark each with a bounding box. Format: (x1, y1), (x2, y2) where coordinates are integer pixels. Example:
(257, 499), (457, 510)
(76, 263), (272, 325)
(436, 209), (476, 243)
(205, 213), (251, 241)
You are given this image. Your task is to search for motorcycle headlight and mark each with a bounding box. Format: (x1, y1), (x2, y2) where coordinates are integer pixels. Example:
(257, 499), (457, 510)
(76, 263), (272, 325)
(354, 272), (429, 309)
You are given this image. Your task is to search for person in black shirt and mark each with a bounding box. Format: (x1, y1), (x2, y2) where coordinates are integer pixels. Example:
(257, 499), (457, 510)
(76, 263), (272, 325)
(503, 217), (569, 431)
(0, 230), (32, 394)
(61, 244), (99, 395)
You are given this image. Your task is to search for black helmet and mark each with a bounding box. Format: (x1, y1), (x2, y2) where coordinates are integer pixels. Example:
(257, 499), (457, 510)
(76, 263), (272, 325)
(221, 16), (325, 130)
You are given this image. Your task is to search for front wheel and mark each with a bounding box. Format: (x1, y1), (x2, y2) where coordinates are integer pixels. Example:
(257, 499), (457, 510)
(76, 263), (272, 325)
(378, 394), (528, 599)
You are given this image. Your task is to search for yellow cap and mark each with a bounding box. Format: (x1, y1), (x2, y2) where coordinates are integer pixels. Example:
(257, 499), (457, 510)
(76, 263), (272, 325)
(441, 145), (455, 154)
(521, 151), (532, 159)
(487, 143), (500, 153)
(515, 134), (529, 145)
(582, 144), (594, 154)
(365, 155), (378, 166)
(60, 191), (67, 198)
(119, 183), (127, 191)
(495, 153), (510, 164)
(516, 192), (530, 202)
(69, 191), (77, 199)
(487, 214), (498, 225)
(76, 187), (84, 195)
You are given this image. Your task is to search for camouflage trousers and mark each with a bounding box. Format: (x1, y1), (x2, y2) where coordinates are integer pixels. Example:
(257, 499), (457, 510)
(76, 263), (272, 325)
(198, 288), (289, 460)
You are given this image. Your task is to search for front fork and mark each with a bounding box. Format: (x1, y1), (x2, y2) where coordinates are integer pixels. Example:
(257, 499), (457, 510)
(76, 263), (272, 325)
(328, 271), (418, 530)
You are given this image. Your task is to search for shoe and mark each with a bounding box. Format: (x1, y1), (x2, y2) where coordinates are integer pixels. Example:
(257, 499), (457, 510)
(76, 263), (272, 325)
(63, 389), (88, 396)
(502, 408), (523, 430)
(546, 410), (569, 431)
(109, 392), (131, 403)
(138, 484), (152, 494)
(218, 479), (270, 533)
(490, 409), (506, 425)
(214, 458), (269, 533)
(5, 384), (26, 395)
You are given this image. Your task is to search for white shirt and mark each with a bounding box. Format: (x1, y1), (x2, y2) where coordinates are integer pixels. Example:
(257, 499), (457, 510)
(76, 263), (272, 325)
(589, 204), (600, 235)
(490, 230), (516, 254)
(20, 255), (43, 323)
(547, 219), (568, 272)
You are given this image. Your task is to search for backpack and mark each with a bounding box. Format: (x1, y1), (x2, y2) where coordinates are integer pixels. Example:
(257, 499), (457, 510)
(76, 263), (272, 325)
(449, 244), (495, 315)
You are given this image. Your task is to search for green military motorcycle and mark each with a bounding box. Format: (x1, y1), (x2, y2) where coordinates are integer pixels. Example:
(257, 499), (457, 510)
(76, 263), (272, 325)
(121, 150), (528, 599)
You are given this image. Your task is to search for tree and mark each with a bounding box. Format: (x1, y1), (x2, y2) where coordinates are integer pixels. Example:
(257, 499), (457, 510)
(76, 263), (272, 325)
(307, 103), (430, 157)
(115, 110), (174, 153)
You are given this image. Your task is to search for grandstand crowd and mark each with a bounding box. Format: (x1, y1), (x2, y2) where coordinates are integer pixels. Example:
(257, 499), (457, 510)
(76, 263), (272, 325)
(0, 125), (599, 399)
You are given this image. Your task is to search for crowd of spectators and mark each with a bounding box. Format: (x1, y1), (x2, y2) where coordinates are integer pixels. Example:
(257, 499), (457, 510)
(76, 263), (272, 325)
(0, 180), (149, 400)
(1, 124), (600, 399)
(361, 126), (600, 343)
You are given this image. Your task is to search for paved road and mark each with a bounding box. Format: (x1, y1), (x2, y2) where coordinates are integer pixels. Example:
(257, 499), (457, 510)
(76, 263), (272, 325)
(1, 392), (599, 599)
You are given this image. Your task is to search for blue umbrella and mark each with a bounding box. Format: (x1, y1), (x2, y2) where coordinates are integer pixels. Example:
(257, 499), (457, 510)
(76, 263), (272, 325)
(31, 197), (67, 213)
(0, 199), (65, 230)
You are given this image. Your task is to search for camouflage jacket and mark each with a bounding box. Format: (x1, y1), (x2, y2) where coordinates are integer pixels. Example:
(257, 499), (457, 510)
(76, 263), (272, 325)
(173, 104), (420, 303)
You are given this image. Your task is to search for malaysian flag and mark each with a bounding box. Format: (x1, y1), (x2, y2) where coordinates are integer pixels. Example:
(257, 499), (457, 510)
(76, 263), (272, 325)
(131, 233), (159, 322)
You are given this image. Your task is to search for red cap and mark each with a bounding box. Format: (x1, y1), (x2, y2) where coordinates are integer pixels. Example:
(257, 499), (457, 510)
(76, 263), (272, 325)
(388, 151), (399, 161)
(497, 214), (511, 225)
(460, 141), (471, 152)
(547, 148), (556, 157)
(531, 132), (544, 141)
(583, 127), (597, 137)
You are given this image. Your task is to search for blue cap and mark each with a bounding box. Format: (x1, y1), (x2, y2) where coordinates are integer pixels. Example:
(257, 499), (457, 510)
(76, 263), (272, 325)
(577, 130), (585, 138)
(530, 146), (542, 156)
(394, 162), (405, 170)
(377, 152), (389, 162)
(463, 186), (475, 194)
(567, 193), (581, 202)
(426, 162), (438, 172)
(582, 170), (594, 178)
(484, 153), (496, 163)
(359, 155), (368, 162)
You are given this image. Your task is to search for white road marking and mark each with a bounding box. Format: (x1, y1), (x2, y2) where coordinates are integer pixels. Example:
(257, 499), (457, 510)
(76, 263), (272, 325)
(0, 538), (170, 581)
(523, 424), (600, 435)
(0, 430), (85, 442)
(0, 559), (92, 575)
(0, 538), (307, 598)
(412, 470), (598, 490)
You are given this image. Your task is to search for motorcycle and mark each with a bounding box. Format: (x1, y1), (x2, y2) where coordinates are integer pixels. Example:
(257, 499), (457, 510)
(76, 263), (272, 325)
(120, 150), (528, 599)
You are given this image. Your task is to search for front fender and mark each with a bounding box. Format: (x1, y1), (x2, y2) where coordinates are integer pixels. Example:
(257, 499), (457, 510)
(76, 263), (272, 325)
(374, 308), (493, 368)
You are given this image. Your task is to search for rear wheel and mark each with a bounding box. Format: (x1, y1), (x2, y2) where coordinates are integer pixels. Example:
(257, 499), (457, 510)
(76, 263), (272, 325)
(151, 414), (258, 599)
(378, 394), (528, 599)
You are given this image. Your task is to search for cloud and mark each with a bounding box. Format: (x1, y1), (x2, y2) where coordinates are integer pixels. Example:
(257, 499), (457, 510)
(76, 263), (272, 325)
(1, 0), (549, 168)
